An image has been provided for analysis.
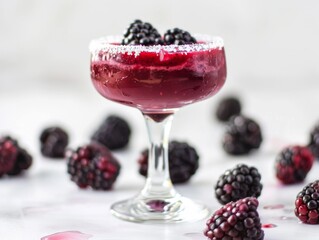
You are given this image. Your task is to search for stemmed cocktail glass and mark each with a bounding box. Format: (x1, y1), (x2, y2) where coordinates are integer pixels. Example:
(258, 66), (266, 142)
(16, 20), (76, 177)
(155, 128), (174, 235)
(89, 35), (226, 223)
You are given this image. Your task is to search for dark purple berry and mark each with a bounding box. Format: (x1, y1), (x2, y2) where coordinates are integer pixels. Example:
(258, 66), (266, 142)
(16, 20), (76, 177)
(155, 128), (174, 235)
(40, 127), (69, 158)
(223, 115), (263, 155)
(66, 143), (120, 190)
(215, 164), (262, 204)
(122, 19), (163, 46)
(295, 180), (319, 224)
(0, 136), (32, 177)
(216, 96), (241, 122)
(91, 115), (131, 150)
(275, 145), (314, 184)
(308, 123), (319, 159)
(204, 197), (264, 240)
(0, 136), (18, 177)
(163, 28), (197, 45)
(138, 141), (199, 184)
(7, 148), (32, 176)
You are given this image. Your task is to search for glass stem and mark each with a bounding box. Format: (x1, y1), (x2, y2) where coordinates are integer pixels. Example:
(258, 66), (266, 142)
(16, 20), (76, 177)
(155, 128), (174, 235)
(141, 113), (177, 199)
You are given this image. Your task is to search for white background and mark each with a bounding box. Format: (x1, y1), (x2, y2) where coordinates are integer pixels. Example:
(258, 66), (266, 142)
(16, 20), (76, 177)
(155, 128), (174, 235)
(1, 0), (319, 93)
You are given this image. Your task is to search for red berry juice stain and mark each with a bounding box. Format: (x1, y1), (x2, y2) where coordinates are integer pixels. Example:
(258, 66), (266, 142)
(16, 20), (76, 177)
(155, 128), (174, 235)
(263, 204), (285, 210)
(262, 223), (277, 228)
(41, 231), (92, 240)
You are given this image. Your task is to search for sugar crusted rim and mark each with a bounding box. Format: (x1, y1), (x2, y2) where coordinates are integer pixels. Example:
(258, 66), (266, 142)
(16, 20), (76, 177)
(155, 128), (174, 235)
(89, 35), (224, 56)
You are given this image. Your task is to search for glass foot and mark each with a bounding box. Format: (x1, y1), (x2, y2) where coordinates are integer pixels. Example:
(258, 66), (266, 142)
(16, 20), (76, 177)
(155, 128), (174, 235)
(110, 194), (210, 223)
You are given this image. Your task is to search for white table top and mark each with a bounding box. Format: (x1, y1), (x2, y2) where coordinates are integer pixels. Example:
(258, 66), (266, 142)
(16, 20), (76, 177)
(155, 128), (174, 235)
(0, 86), (318, 240)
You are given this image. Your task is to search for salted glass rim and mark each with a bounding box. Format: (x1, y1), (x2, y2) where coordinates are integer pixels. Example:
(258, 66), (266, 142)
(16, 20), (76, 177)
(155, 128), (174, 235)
(89, 34), (224, 55)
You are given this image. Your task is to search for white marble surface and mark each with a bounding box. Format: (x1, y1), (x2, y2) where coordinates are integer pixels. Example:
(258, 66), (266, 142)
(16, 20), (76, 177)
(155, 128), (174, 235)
(0, 86), (319, 239)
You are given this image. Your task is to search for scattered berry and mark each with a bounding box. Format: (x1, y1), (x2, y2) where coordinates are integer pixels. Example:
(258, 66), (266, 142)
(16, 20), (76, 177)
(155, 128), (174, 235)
(275, 145), (314, 184)
(122, 19), (164, 46)
(40, 127), (69, 158)
(0, 136), (32, 177)
(0, 136), (18, 177)
(223, 115), (263, 155)
(215, 164), (262, 205)
(66, 143), (121, 190)
(138, 141), (199, 183)
(7, 148), (32, 176)
(295, 180), (319, 224)
(204, 197), (264, 240)
(91, 115), (131, 150)
(309, 123), (319, 159)
(216, 96), (241, 122)
(163, 28), (197, 45)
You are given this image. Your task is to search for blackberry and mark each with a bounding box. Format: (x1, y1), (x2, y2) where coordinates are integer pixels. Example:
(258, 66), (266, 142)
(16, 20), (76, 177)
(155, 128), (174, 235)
(122, 19), (164, 46)
(223, 115), (263, 155)
(138, 141), (199, 184)
(204, 197), (264, 240)
(91, 115), (131, 150)
(0, 136), (18, 177)
(308, 123), (319, 159)
(215, 164), (262, 205)
(7, 148), (32, 176)
(216, 96), (241, 122)
(40, 127), (69, 158)
(163, 28), (197, 45)
(66, 143), (121, 190)
(295, 180), (319, 224)
(0, 136), (32, 177)
(275, 145), (314, 184)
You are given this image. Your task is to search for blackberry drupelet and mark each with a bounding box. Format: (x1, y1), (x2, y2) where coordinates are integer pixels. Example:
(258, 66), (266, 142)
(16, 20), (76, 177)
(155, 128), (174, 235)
(215, 164), (262, 205)
(216, 97), (241, 122)
(138, 141), (199, 184)
(223, 115), (263, 155)
(66, 143), (120, 190)
(295, 180), (319, 224)
(163, 28), (197, 45)
(122, 19), (164, 46)
(309, 123), (319, 159)
(204, 197), (264, 240)
(0, 136), (18, 177)
(40, 127), (69, 158)
(275, 145), (314, 184)
(91, 115), (131, 150)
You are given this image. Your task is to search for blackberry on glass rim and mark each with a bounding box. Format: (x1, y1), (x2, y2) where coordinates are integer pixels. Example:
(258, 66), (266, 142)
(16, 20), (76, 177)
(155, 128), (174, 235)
(163, 28), (197, 45)
(122, 19), (163, 46)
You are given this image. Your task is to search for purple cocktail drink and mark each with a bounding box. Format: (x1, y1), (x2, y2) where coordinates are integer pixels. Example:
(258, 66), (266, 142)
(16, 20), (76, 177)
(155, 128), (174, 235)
(91, 36), (226, 116)
(90, 35), (227, 222)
